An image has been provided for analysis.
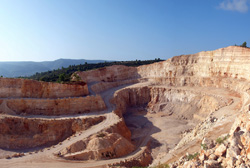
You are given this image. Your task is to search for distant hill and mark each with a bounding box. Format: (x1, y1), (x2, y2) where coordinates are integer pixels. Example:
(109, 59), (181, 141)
(0, 59), (106, 77)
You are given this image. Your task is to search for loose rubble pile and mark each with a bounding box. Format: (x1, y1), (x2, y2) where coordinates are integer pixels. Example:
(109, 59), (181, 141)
(169, 113), (250, 168)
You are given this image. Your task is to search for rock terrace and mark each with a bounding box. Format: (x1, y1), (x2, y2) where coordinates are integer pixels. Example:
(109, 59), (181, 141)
(0, 46), (250, 167)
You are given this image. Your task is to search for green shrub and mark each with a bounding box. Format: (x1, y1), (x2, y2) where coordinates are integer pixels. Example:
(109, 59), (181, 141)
(201, 143), (208, 150)
(187, 152), (199, 161)
(216, 137), (223, 144)
(240, 41), (247, 48)
(216, 134), (229, 144)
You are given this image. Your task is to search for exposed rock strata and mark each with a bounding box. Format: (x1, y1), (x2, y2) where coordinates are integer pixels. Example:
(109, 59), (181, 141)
(0, 116), (105, 149)
(111, 86), (231, 121)
(76, 65), (138, 83)
(90, 79), (139, 94)
(0, 78), (89, 98)
(1, 46), (250, 168)
(75, 46), (250, 167)
(1, 95), (106, 115)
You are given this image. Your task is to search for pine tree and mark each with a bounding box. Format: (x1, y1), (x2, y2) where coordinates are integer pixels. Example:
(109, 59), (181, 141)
(240, 41), (247, 48)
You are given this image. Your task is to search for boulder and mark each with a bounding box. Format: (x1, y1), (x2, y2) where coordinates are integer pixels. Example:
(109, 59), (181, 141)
(215, 144), (227, 156)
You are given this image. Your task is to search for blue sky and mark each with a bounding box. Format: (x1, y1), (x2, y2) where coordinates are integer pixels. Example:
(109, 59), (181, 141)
(0, 0), (249, 62)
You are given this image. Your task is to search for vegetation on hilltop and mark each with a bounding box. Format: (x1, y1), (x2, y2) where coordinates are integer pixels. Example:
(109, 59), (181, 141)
(23, 59), (163, 83)
(235, 41), (248, 48)
(241, 41), (247, 48)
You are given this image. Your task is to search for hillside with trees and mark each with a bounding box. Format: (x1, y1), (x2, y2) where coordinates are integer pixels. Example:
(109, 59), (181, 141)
(24, 59), (163, 83)
(0, 59), (107, 77)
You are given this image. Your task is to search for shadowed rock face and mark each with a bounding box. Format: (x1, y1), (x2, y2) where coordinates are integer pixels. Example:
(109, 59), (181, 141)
(0, 116), (105, 149)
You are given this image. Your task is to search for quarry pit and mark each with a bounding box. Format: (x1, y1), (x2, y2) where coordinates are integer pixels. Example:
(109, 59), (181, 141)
(1, 46), (250, 167)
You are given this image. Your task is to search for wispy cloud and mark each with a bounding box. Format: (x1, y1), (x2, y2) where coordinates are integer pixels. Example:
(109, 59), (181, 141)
(218, 0), (248, 13)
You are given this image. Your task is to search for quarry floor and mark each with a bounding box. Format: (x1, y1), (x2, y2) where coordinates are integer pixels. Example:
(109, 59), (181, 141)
(0, 80), (242, 168)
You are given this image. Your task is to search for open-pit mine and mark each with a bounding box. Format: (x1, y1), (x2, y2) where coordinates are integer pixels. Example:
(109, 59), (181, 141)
(1, 46), (250, 167)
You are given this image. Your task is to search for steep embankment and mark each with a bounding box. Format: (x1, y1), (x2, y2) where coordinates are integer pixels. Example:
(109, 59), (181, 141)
(0, 115), (105, 149)
(0, 78), (89, 98)
(3, 95), (105, 116)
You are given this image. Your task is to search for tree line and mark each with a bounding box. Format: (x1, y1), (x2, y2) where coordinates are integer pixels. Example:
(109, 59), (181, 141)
(22, 59), (163, 83)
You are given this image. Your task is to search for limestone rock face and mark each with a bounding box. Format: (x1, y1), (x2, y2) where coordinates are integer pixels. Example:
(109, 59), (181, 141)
(137, 46), (250, 81)
(76, 65), (138, 83)
(0, 78), (89, 98)
(90, 79), (139, 94)
(0, 116), (105, 149)
(2, 46), (250, 168)
(111, 85), (230, 123)
(1, 95), (106, 115)
(104, 118), (132, 140)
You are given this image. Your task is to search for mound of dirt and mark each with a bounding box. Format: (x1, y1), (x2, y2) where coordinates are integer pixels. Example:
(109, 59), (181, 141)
(61, 132), (135, 160)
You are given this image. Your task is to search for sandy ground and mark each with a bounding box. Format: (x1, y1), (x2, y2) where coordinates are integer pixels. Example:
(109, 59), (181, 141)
(123, 84), (241, 166)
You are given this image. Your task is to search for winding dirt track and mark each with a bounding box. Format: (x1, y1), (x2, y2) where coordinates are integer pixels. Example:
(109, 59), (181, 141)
(0, 80), (242, 168)
(0, 82), (154, 168)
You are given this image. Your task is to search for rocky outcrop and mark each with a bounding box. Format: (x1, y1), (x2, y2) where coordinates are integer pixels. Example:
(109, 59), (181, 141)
(59, 115), (134, 161)
(108, 143), (152, 168)
(168, 113), (250, 167)
(61, 132), (135, 160)
(104, 118), (132, 141)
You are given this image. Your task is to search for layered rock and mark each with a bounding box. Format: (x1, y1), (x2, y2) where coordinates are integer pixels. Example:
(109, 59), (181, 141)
(76, 65), (138, 83)
(75, 46), (250, 167)
(1, 46), (250, 168)
(0, 78), (89, 98)
(137, 46), (250, 81)
(0, 116), (105, 149)
(111, 85), (231, 122)
(0, 95), (106, 116)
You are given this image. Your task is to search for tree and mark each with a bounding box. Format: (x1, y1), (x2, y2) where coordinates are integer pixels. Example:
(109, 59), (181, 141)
(240, 41), (247, 48)
(58, 73), (66, 83)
